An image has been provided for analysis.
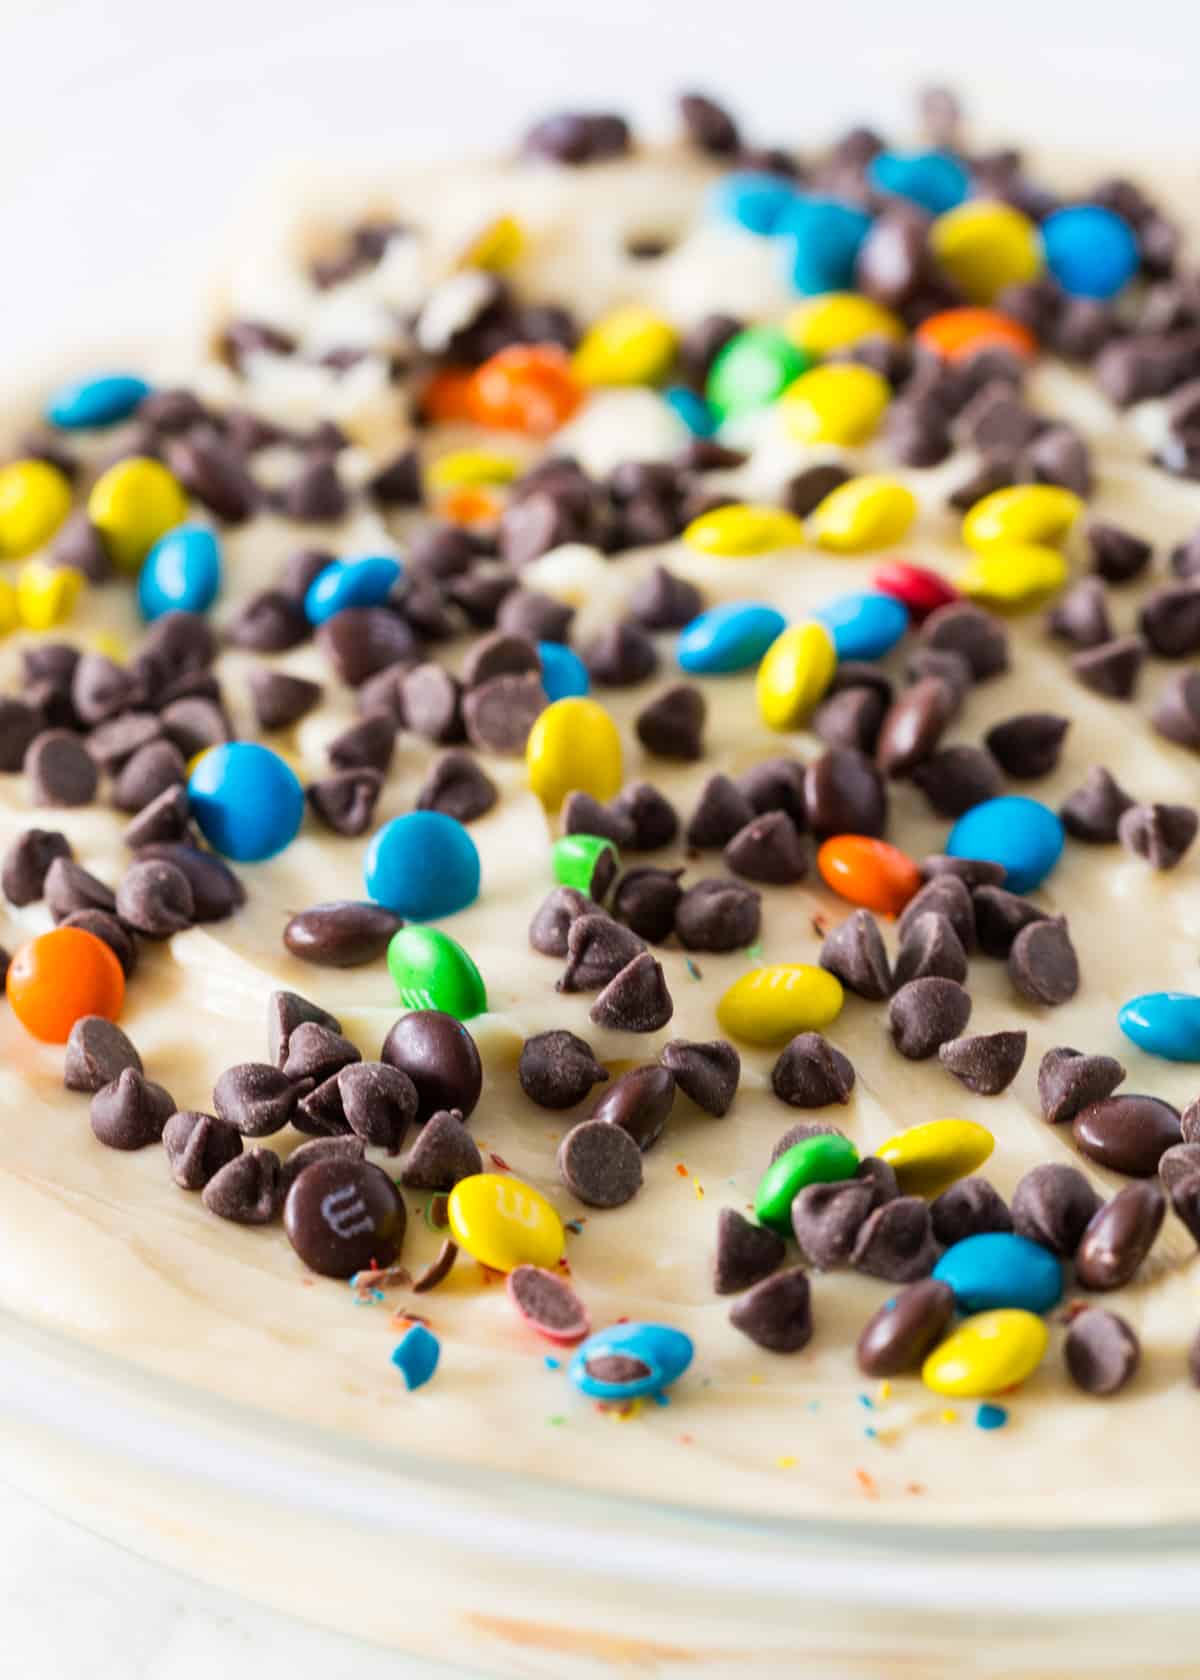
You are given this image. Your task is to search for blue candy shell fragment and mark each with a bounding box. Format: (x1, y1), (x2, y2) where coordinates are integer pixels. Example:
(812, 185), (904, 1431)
(569, 1321), (694, 1402)
(392, 1323), (440, 1391)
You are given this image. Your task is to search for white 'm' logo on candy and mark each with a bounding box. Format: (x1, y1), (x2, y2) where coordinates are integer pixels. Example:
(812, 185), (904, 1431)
(321, 1184), (374, 1239)
(493, 1182), (539, 1229)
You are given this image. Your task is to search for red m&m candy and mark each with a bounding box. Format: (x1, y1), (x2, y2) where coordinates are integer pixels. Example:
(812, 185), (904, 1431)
(873, 559), (960, 622)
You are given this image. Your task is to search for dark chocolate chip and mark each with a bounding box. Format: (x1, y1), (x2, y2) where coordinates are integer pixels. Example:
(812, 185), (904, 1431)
(804, 747), (887, 837)
(1020, 423), (1091, 496)
(1071, 636), (1145, 700)
(90, 1068), (175, 1150)
(887, 977), (971, 1059)
(86, 711), (163, 771)
(856, 1278), (956, 1377)
(64, 1016), (143, 1093)
(770, 1121), (844, 1163)
(529, 885), (593, 958)
(559, 913), (644, 992)
(283, 1157), (404, 1275)
(214, 1062), (303, 1137)
(203, 1148), (283, 1224)
(812, 686), (886, 754)
(495, 587), (574, 644)
(678, 90), (740, 154)
(337, 1062), (418, 1153)
(938, 1030), (1026, 1095)
(462, 671), (545, 754)
(1086, 521), (1152, 584)
(0, 698), (44, 772)
(49, 512), (112, 582)
(1075, 1182), (1166, 1291)
(306, 768), (383, 836)
(588, 952), (673, 1034)
(634, 684), (705, 761)
(921, 602), (1008, 679)
(44, 857), (116, 922)
(582, 621), (658, 688)
(911, 744), (1004, 817)
(984, 713), (1070, 779)
(660, 1038), (740, 1117)
(380, 1010), (481, 1124)
(459, 631), (539, 690)
(317, 607), (420, 687)
(115, 858), (194, 937)
(1060, 767), (1135, 842)
(558, 1118), (643, 1206)
(851, 1197), (938, 1282)
(61, 909), (138, 976)
(1064, 1308), (1140, 1395)
(790, 1179), (874, 1267)
(519, 1029), (608, 1110)
(25, 729), (98, 807)
(771, 1032), (855, 1108)
(930, 1177), (1012, 1246)
(1118, 802), (1198, 869)
(972, 885), (1049, 959)
(111, 739), (188, 814)
(415, 750), (497, 823)
(611, 866), (684, 943)
(166, 432), (258, 522)
(367, 448), (421, 507)
(898, 874), (974, 952)
(1008, 917), (1079, 1005)
(281, 1022), (361, 1084)
(729, 1266), (813, 1353)
(328, 712), (396, 773)
(563, 791), (634, 849)
(395, 664), (462, 746)
(2, 828), (71, 906)
(225, 590), (310, 653)
(283, 900), (402, 967)
(136, 842), (243, 921)
(818, 908), (892, 1002)
(628, 566), (703, 633)
(399, 1109), (482, 1191)
(1152, 670), (1200, 749)
(892, 911), (968, 987)
(610, 780), (679, 850)
(278, 1135), (365, 1198)
(1139, 584), (1200, 658)
(922, 854), (1007, 889)
(1157, 1141), (1200, 1194)
(163, 1109), (243, 1189)
(685, 774), (755, 850)
(1074, 1094), (1181, 1177)
(875, 678), (954, 777)
(903, 647), (972, 708)
(1011, 1162), (1102, 1257)
(1038, 1047), (1126, 1126)
(736, 756), (808, 826)
(724, 811), (807, 884)
(160, 696), (231, 760)
(713, 1207), (785, 1295)
(71, 653), (136, 726)
(279, 455), (347, 522)
(674, 877), (760, 952)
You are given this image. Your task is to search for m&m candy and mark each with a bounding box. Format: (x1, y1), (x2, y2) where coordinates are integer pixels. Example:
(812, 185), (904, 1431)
(945, 796), (1064, 894)
(1041, 205), (1139, 300)
(813, 590), (909, 660)
(537, 640), (591, 701)
(933, 1233), (1064, 1316)
(46, 372), (150, 430)
(922, 1310), (1048, 1398)
(137, 523), (222, 620)
(817, 835), (922, 916)
(304, 555), (403, 625)
(365, 812), (481, 919)
(0, 459), (73, 558)
(88, 457), (189, 571)
(1118, 992), (1200, 1063)
(678, 602), (787, 675)
(188, 742), (305, 862)
(568, 1322), (693, 1402)
(7, 927), (125, 1042)
(447, 1172), (565, 1272)
(526, 697), (623, 811)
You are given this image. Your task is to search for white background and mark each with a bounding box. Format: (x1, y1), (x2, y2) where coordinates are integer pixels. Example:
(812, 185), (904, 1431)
(2, 1), (1199, 1674)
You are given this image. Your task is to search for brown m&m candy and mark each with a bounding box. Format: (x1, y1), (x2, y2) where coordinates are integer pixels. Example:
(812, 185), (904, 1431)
(283, 1157), (406, 1277)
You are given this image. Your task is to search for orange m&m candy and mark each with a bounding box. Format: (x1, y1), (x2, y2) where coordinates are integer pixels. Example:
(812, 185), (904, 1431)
(466, 345), (583, 436)
(914, 307), (1036, 364)
(421, 368), (477, 424)
(817, 836), (922, 917)
(6, 926), (125, 1043)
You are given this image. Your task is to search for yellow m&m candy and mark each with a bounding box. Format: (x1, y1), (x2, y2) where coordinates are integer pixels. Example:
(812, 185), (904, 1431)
(781, 363), (890, 446)
(458, 213), (526, 272)
(931, 202), (1042, 305)
(16, 560), (84, 630)
(961, 484), (1081, 552)
(785, 293), (904, 356)
(427, 449), (519, 492)
(717, 964), (844, 1046)
(526, 696), (623, 812)
(922, 1309), (1048, 1398)
(573, 305), (677, 386)
(811, 475), (917, 553)
(683, 503), (806, 558)
(0, 459), (73, 558)
(957, 542), (1068, 610)
(877, 1119), (994, 1198)
(756, 620), (836, 730)
(88, 456), (188, 572)
(447, 1173), (565, 1272)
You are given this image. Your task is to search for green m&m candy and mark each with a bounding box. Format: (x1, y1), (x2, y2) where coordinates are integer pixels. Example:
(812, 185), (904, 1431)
(552, 833), (619, 900)
(387, 925), (486, 1019)
(754, 1133), (860, 1235)
(705, 326), (810, 421)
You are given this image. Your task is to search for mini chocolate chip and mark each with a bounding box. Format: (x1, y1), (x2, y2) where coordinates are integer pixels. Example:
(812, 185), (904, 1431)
(947, 453), (1017, 513)
(1074, 1094), (1181, 1177)
(2, 828), (71, 906)
(86, 712), (162, 771)
(408, 525), (477, 580)
(317, 607), (420, 687)
(1140, 583), (1200, 658)
(49, 513), (111, 582)
(529, 885), (593, 958)
(1087, 521), (1152, 584)
(559, 913), (644, 992)
(911, 744), (1004, 817)
(203, 1149), (283, 1224)
(589, 952), (673, 1034)
(90, 1068), (175, 1150)
(283, 900), (402, 967)
(1060, 767), (1135, 842)
(64, 1016), (142, 1093)
(459, 632), (539, 691)
(713, 1207), (785, 1294)
(674, 877), (761, 952)
(729, 1266), (813, 1353)
(1065, 1308), (1140, 1395)
(61, 909), (138, 977)
(519, 1030), (608, 1110)
(686, 774), (756, 850)
(337, 1062), (418, 1153)
(791, 1179), (874, 1267)
(660, 1038), (740, 1117)
(852, 1197), (938, 1282)
(163, 1109), (243, 1189)
(1075, 1182), (1166, 1291)
(888, 977), (972, 1059)
(771, 1032), (855, 1108)
(589, 1064), (675, 1149)
(812, 686), (886, 754)
(610, 780), (679, 850)
(399, 1109), (482, 1191)
(72, 653), (136, 726)
(1011, 1162), (1101, 1257)
(447, 570), (515, 629)
(25, 729), (98, 807)
(897, 874), (974, 952)
(805, 747), (887, 837)
(818, 915), (895, 1015)
(558, 1118), (643, 1206)
(136, 842), (244, 921)
(1118, 802), (1199, 869)
(1038, 1047), (1126, 1125)
(495, 588), (574, 644)
(307, 768), (383, 836)
(328, 712), (396, 773)
(1008, 917), (1079, 1005)
(635, 684), (705, 761)
(160, 696), (231, 760)
(166, 432), (258, 522)
(116, 858), (194, 937)
(582, 621), (657, 688)
(930, 1177), (1012, 1246)
(380, 1010), (481, 1124)
(611, 866), (684, 943)
(0, 698), (44, 771)
(678, 90), (740, 154)
(628, 565), (703, 631)
(415, 750), (496, 824)
(984, 713), (1070, 779)
(875, 678), (954, 777)
(225, 590), (310, 652)
(1153, 670), (1200, 748)
(214, 1063), (303, 1137)
(724, 811), (807, 884)
(856, 1278), (956, 1376)
(972, 885), (1049, 958)
(938, 1030), (1026, 1095)
(279, 455), (347, 522)
(1071, 636), (1145, 700)
(44, 857), (116, 922)
(893, 911), (968, 988)
(903, 648), (972, 710)
(735, 758), (807, 827)
(282, 1022), (361, 1084)
(921, 602), (1008, 679)
(394, 665), (461, 746)
(462, 671), (545, 754)
(111, 739), (188, 814)
(1021, 422), (1091, 496)
(562, 791), (634, 849)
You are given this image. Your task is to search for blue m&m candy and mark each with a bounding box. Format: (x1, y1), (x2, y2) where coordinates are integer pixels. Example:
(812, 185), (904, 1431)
(189, 743), (304, 862)
(868, 150), (970, 215)
(568, 1322), (694, 1403)
(304, 554), (403, 625)
(538, 640), (590, 702)
(710, 172), (800, 236)
(137, 523), (222, 621)
(814, 590), (909, 660)
(1041, 205), (1139, 300)
(663, 385), (717, 437)
(934, 1233), (1063, 1316)
(778, 197), (874, 294)
(945, 796), (1064, 893)
(677, 601), (787, 674)
(1118, 992), (1200, 1063)
(46, 372), (150, 430)
(365, 811), (480, 919)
